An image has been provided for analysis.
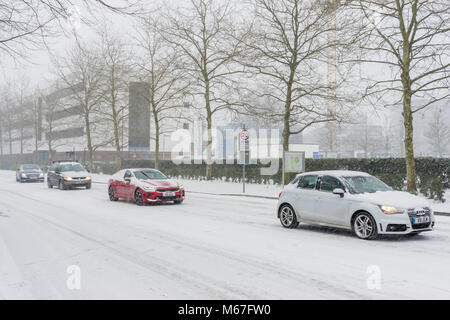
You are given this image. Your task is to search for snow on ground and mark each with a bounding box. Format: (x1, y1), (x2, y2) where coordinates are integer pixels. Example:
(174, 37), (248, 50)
(1, 169), (450, 299)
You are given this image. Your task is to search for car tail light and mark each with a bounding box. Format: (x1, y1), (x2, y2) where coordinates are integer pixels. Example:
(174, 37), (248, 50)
(278, 192), (282, 199)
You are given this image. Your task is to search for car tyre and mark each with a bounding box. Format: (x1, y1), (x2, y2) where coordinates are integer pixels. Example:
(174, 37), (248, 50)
(86, 183), (91, 190)
(279, 204), (299, 229)
(135, 189), (144, 206)
(47, 180), (53, 188)
(109, 186), (118, 201)
(174, 200), (183, 204)
(59, 180), (66, 190)
(353, 212), (378, 240)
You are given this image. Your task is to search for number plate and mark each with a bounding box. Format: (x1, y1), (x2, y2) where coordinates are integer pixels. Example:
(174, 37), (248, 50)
(413, 216), (430, 224)
(163, 192), (175, 197)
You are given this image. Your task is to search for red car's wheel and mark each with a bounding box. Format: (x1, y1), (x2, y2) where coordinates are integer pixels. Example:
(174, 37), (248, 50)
(135, 189), (144, 206)
(108, 186), (118, 201)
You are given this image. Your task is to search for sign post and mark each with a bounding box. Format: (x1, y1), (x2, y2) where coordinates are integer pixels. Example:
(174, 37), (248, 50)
(239, 127), (250, 193)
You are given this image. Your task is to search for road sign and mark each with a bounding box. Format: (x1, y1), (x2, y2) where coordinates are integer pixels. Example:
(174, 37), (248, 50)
(239, 127), (250, 193)
(239, 129), (250, 152)
(240, 129), (249, 141)
(238, 151), (250, 165)
(283, 151), (305, 173)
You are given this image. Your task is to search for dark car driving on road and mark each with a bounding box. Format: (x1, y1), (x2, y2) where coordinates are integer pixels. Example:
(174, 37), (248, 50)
(16, 164), (45, 183)
(47, 161), (91, 190)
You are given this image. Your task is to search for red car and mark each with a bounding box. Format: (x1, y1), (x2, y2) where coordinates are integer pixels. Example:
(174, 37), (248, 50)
(108, 168), (185, 206)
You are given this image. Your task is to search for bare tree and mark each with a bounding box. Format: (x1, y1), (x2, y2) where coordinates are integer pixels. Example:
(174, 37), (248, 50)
(13, 78), (34, 160)
(159, 0), (247, 180)
(0, 0), (144, 59)
(134, 17), (191, 170)
(0, 83), (15, 155)
(240, 0), (355, 183)
(424, 107), (450, 157)
(350, 0), (450, 191)
(97, 28), (131, 171)
(39, 90), (63, 163)
(52, 42), (109, 172)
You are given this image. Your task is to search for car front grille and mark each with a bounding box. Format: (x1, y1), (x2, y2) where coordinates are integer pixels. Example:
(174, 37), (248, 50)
(407, 207), (431, 230)
(155, 196), (179, 201)
(156, 188), (179, 192)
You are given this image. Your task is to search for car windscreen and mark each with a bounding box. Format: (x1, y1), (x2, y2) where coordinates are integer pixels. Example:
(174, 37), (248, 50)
(343, 176), (391, 194)
(59, 163), (86, 172)
(134, 170), (167, 180)
(22, 164), (40, 170)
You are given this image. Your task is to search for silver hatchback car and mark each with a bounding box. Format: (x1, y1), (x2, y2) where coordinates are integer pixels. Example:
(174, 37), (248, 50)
(277, 170), (435, 239)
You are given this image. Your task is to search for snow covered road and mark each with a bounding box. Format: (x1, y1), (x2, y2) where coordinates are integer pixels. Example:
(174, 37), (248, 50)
(0, 170), (450, 299)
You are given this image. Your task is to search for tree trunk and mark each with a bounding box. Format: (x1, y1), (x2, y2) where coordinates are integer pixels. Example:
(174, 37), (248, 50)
(154, 114), (160, 170)
(48, 139), (53, 164)
(401, 36), (417, 192)
(282, 122), (290, 185)
(113, 118), (121, 171)
(282, 71), (294, 185)
(205, 80), (213, 181)
(0, 124), (3, 166)
(402, 91), (416, 191)
(85, 113), (94, 173)
(8, 127), (12, 155)
(111, 102), (121, 171)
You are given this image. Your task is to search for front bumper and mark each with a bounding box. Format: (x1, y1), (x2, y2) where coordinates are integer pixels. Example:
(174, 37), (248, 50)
(63, 179), (91, 187)
(142, 189), (185, 203)
(20, 175), (44, 182)
(377, 213), (435, 235)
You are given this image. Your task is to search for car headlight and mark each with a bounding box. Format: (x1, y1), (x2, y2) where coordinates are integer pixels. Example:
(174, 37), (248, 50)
(39, 173), (44, 177)
(379, 205), (404, 214)
(179, 185), (184, 189)
(21, 173), (27, 178)
(86, 176), (91, 180)
(142, 185), (156, 192)
(64, 176), (73, 181)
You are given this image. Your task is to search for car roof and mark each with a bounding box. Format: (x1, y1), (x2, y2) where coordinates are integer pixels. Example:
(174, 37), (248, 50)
(57, 162), (80, 165)
(297, 170), (371, 177)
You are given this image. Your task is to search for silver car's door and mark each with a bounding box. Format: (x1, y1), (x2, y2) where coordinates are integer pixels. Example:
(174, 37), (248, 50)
(292, 175), (319, 221)
(314, 175), (350, 227)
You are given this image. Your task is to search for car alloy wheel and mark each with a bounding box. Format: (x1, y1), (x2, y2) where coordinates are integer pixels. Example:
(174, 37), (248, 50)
(109, 186), (118, 201)
(353, 212), (378, 240)
(135, 189), (144, 206)
(279, 205), (298, 229)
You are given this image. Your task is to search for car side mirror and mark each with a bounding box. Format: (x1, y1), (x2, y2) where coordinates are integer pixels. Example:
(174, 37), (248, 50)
(124, 177), (131, 183)
(333, 188), (345, 198)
